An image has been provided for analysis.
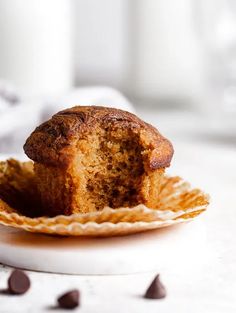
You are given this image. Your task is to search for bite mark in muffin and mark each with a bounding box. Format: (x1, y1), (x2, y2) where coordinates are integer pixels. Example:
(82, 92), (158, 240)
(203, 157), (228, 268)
(24, 106), (173, 216)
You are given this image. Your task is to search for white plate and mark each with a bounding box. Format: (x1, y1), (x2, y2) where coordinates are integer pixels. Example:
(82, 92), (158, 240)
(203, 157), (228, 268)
(0, 219), (206, 275)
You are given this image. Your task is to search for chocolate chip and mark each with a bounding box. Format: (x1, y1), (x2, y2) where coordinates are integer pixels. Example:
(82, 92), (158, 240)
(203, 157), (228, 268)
(144, 274), (167, 299)
(57, 290), (80, 309)
(8, 270), (30, 295)
(106, 164), (112, 170)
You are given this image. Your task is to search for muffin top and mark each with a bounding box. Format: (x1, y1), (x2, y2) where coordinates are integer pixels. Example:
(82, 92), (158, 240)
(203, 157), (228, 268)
(24, 106), (173, 169)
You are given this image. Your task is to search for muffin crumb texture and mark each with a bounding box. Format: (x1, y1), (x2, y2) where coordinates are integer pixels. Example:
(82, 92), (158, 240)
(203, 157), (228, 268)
(24, 106), (173, 216)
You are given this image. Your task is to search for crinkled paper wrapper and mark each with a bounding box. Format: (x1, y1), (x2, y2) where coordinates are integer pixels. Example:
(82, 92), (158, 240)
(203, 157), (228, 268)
(0, 159), (209, 236)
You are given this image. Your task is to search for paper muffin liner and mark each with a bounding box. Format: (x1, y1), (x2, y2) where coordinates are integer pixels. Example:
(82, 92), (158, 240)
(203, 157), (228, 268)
(0, 159), (209, 236)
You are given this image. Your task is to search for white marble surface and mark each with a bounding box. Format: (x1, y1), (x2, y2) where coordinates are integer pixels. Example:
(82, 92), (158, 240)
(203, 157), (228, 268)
(0, 108), (236, 312)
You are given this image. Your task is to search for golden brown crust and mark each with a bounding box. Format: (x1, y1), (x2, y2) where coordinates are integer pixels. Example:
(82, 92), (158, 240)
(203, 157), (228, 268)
(24, 106), (174, 170)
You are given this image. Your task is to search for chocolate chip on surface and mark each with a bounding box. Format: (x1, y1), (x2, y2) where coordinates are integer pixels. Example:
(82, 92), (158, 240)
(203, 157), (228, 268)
(57, 289), (80, 309)
(144, 274), (167, 299)
(8, 270), (30, 295)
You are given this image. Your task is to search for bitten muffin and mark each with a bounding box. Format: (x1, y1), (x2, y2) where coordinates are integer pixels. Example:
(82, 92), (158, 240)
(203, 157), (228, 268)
(24, 106), (174, 216)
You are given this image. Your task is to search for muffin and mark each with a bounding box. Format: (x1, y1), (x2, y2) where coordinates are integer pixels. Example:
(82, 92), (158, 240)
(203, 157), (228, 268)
(24, 106), (173, 216)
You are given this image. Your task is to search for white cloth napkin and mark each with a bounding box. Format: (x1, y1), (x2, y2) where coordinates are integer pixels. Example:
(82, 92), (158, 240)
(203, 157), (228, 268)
(0, 84), (134, 155)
